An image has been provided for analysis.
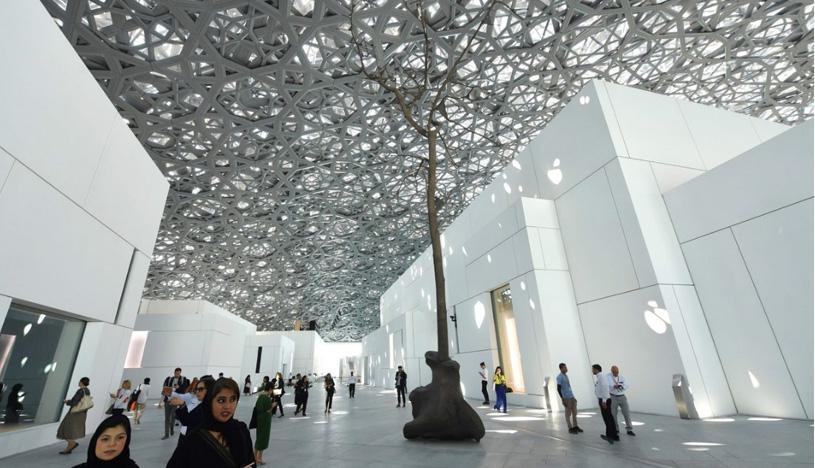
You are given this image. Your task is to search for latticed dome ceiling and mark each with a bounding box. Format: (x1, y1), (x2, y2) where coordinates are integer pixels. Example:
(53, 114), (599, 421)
(43, 0), (812, 341)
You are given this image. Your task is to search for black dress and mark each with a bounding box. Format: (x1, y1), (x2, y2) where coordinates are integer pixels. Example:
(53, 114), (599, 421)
(166, 422), (255, 468)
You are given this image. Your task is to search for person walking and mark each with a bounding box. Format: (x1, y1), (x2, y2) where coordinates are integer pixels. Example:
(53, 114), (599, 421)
(556, 363), (582, 434)
(593, 364), (618, 444)
(4, 383), (23, 424)
(608, 365), (635, 436)
(243, 375), (252, 396)
(348, 371), (357, 398)
(72, 414), (139, 468)
(324, 373), (336, 414)
(294, 374), (311, 416)
(109, 380), (132, 416)
(271, 372), (285, 417)
(395, 366), (407, 408)
(254, 384), (274, 465)
(493, 366), (508, 413)
(478, 362), (490, 405)
(166, 378), (254, 468)
(133, 378), (150, 424)
(162, 368), (190, 440)
(58, 377), (92, 455)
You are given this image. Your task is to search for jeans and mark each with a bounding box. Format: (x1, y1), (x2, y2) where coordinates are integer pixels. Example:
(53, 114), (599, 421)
(164, 401), (176, 436)
(396, 386), (407, 406)
(494, 384), (507, 412)
(325, 391), (334, 410)
(481, 380), (490, 403)
(349, 384), (355, 398)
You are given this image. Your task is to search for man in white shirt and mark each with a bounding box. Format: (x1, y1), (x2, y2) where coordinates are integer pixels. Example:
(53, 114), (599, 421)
(478, 362), (490, 405)
(592, 364), (618, 444)
(349, 371), (357, 398)
(608, 365), (635, 436)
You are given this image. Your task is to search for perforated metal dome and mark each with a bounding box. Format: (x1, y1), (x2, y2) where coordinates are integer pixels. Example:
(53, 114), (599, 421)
(43, 0), (813, 340)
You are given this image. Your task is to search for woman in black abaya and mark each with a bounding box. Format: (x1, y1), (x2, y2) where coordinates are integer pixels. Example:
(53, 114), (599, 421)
(167, 378), (255, 468)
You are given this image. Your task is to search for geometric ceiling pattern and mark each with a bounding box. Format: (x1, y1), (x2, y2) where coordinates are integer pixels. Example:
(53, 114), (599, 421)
(42, 0), (812, 340)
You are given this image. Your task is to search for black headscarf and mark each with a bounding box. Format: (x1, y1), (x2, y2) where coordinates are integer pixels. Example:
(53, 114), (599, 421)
(73, 414), (138, 468)
(197, 380), (253, 467)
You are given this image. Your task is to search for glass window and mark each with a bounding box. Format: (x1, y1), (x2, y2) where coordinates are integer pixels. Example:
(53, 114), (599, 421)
(491, 284), (526, 393)
(0, 304), (85, 432)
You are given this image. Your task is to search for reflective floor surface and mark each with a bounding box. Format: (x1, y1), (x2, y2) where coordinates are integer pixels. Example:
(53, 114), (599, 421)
(0, 385), (811, 467)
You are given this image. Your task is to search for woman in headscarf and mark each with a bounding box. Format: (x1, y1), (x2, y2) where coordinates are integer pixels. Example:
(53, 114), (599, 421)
(253, 383), (274, 465)
(4, 383), (23, 423)
(167, 378), (254, 468)
(72, 414), (138, 468)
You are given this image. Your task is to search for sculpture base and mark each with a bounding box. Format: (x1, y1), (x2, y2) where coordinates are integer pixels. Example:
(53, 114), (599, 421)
(403, 351), (486, 441)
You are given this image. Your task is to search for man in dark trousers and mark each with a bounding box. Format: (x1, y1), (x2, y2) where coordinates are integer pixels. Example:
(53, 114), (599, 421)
(348, 371), (357, 398)
(161, 367), (189, 440)
(592, 364), (618, 444)
(479, 362), (490, 405)
(395, 366), (407, 408)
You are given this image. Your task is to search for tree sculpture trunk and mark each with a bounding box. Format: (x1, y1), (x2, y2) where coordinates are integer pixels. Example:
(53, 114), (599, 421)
(426, 129), (449, 360)
(403, 129), (485, 442)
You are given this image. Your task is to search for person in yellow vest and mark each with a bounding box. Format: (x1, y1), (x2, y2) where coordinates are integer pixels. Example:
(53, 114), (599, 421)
(493, 367), (508, 413)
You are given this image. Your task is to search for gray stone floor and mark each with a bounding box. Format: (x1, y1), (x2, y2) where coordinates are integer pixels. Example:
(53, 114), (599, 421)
(0, 385), (811, 467)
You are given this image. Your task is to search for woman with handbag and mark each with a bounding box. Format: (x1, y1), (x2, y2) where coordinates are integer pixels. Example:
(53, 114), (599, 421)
(58, 377), (92, 455)
(167, 378), (255, 468)
(253, 383), (274, 465)
(271, 372), (285, 418)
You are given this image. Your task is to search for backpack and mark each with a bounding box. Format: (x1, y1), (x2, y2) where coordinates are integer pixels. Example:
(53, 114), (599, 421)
(129, 385), (142, 407)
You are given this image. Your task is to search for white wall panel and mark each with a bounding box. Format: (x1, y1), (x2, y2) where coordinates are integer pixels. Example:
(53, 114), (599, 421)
(84, 120), (168, 255)
(649, 163), (704, 194)
(115, 251), (151, 329)
(512, 228), (541, 273)
(731, 200), (814, 418)
(578, 286), (687, 416)
(677, 100), (763, 170)
(0, 164), (132, 322)
(659, 285), (735, 417)
(682, 229), (806, 419)
(617, 158), (692, 285)
(518, 197), (559, 229)
(464, 203), (520, 261)
(0, 2), (117, 203)
(556, 170), (639, 303)
(453, 294), (494, 355)
(665, 121), (814, 243)
(465, 238), (519, 296)
(603, 83), (705, 169)
(531, 270), (594, 406)
(536, 228), (569, 270)
(750, 118), (791, 142)
(527, 82), (621, 199)
(604, 160), (658, 287)
(0, 147), (13, 192)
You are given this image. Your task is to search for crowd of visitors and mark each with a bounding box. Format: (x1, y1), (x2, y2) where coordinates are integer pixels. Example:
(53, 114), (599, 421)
(44, 361), (636, 467)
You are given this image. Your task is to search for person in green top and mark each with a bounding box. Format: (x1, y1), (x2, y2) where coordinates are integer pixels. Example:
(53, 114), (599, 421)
(253, 383), (275, 465)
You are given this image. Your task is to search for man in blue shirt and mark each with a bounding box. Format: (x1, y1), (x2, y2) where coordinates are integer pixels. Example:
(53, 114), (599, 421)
(556, 363), (582, 434)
